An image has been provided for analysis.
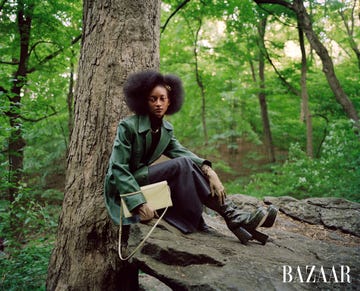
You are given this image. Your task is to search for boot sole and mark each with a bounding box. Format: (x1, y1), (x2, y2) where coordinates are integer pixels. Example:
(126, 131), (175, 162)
(248, 229), (269, 245)
(231, 227), (252, 245)
(232, 227), (269, 245)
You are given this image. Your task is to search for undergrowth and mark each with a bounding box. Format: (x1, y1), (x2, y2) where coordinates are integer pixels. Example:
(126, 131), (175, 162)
(226, 120), (360, 202)
(0, 189), (61, 290)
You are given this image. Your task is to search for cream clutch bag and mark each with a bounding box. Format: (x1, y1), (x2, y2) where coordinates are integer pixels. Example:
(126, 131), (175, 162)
(120, 181), (172, 218)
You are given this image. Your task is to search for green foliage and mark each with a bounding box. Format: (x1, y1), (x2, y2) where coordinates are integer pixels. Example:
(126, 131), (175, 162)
(0, 237), (55, 290)
(0, 0), (359, 288)
(242, 120), (359, 202)
(161, 1), (359, 204)
(1, 2), (77, 286)
(0, 0), (81, 197)
(0, 186), (60, 289)
(1, 187), (61, 239)
(23, 112), (68, 189)
(0, 186), (60, 290)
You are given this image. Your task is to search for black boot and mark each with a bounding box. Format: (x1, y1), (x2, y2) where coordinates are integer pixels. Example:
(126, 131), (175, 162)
(261, 205), (278, 228)
(204, 198), (269, 245)
(197, 216), (217, 234)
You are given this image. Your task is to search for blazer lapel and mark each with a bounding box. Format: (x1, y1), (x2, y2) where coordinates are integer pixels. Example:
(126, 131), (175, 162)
(138, 115), (152, 157)
(149, 119), (173, 163)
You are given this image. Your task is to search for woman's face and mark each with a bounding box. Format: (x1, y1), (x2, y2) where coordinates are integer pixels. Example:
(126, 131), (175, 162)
(147, 85), (170, 119)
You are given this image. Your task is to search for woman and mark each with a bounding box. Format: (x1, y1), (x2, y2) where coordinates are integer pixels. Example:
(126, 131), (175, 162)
(104, 70), (277, 245)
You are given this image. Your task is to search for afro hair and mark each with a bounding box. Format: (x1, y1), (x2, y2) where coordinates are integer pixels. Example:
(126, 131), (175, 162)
(123, 70), (184, 115)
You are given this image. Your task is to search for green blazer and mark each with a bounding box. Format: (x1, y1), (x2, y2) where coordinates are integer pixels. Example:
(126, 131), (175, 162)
(104, 114), (206, 225)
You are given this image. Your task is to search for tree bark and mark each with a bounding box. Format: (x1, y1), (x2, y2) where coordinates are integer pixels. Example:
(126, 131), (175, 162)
(46, 0), (161, 290)
(66, 49), (75, 141)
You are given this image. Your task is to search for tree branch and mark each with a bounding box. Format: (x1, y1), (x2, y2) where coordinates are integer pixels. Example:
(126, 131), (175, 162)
(312, 113), (329, 158)
(19, 106), (58, 122)
(26, 34), (82, 74)
(161, 0), (190, 33)
(0, 60), (19, 65)
(263, 43), (300, 96)
(254, 0), (293, 10)
(28, 40), (59, 62)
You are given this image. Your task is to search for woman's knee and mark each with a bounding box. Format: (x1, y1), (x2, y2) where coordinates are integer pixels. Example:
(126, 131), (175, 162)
(172, 156), (194, 169)
(149, 156), (194, 180)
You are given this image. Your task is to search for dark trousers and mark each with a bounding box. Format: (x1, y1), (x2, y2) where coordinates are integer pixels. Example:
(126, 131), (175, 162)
(148, 157), (211, 233)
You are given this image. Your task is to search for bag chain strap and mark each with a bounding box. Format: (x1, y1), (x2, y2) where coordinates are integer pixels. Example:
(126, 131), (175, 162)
(118, 203), (168, 261)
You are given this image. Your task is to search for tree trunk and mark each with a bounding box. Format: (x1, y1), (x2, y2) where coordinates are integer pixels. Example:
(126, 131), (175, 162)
(6, 1), (32, 202)
(299, 26), (313, 158)
(46, 0), (161, 290)
(257, 16), (276, 163)
(193, 19), (208, 144)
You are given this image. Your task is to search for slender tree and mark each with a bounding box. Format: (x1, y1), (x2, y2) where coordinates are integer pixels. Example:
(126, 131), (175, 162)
(193, 19), (209, 144)
(47, 0), (161, 289)
(5, 1), (33, 202)
(254, 0), (359, 129)
(298, 24), (313, 157)
(257, 14), (276, 162)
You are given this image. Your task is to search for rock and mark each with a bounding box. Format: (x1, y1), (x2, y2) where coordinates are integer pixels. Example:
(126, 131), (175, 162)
(124, 195), (360, 290)
(264, 196), (360, 236)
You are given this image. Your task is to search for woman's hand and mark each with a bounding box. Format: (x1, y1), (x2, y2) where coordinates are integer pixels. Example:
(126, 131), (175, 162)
(135, 203), (157, 222)
(201, 164), (226, 205)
